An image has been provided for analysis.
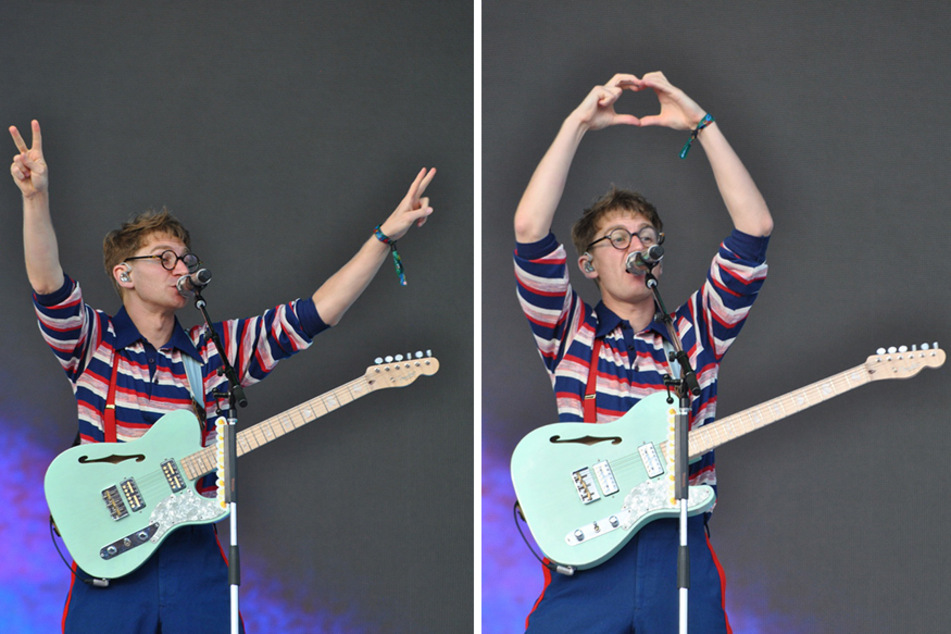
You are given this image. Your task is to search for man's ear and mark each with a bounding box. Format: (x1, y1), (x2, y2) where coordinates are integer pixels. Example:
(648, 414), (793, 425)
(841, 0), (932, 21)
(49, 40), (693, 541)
(579, 253), (597, 278)
(114, 264), (133, 287)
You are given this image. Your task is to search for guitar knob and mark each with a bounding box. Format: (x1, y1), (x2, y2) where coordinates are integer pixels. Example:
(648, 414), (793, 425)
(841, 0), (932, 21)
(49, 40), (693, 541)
(573, 529), (585, 542)
(609, 515), (619, 528)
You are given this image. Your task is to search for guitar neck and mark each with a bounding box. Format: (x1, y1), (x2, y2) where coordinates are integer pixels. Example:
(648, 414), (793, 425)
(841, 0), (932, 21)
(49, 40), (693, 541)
(181, 374), (375, 480)
(688, 363), (870, 459)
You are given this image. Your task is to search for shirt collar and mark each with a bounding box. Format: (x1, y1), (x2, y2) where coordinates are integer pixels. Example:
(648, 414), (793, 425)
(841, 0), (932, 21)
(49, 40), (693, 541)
(112, 306), (202, 361)
(593, 300), (674, 343)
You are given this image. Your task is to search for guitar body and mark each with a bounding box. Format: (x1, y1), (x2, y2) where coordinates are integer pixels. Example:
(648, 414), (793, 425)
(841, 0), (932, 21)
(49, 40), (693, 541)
(511, 393), (716, 570)
(43, 354), (440, 579)
(44, 410), (228, 579)
(511, 345), (945, 570)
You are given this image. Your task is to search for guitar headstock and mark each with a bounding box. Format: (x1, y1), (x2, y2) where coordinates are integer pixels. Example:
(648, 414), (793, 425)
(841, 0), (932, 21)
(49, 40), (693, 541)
(865, 343), (945, 381)
(364, 351), (440, 390)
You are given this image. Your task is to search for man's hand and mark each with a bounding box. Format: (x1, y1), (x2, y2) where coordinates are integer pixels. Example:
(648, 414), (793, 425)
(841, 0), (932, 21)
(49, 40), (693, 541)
(378, 167), (436, 241)
(10, 120), (48, 198)
(570, 74), (643, 132)
(636, 71), (707, 131)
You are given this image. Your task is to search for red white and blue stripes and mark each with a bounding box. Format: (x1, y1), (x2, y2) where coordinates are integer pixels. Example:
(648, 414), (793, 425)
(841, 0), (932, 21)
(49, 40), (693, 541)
(34, 276), (327, 450)
(514, 229), (768, 488)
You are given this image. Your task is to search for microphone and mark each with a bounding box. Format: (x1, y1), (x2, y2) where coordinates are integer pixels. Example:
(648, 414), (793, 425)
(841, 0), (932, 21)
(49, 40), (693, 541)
(625, 245), (664, 275)
(177, 268), (212, 296)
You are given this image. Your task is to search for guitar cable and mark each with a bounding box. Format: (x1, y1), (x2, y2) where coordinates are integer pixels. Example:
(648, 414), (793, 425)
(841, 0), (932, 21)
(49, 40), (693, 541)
(49, 516), (110, 588)
(513, 502), (576, 576)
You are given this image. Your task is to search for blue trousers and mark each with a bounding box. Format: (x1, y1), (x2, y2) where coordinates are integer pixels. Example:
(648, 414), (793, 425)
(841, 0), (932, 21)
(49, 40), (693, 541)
(525, 516), (731, 633)
(62, 524), (244, 634)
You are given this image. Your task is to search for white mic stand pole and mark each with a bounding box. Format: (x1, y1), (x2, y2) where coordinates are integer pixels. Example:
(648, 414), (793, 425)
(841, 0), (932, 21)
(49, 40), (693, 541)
(192, 285), (247, 634)
(644, 267), (701, 634)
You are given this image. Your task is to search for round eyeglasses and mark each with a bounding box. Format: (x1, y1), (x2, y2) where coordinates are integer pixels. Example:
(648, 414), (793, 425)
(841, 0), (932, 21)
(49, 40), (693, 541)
(586, 226), (664, 252)
(125, 250), (200, 272)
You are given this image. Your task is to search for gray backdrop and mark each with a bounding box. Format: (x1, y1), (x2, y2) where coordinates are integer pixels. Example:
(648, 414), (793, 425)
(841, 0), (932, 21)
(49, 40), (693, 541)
(482, 1), (951, 632)
(0, 2), (472, 632)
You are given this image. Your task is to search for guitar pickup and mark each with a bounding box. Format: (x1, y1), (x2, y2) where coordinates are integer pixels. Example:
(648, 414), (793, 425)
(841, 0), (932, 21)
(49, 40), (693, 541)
(100, 523), (159, 560)
(637, 443), (665, 479)
(120, 477), (145, 513)
(161, 459), (186, 493)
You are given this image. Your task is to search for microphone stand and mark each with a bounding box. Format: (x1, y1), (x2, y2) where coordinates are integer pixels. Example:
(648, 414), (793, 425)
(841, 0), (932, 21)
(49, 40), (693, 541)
(191, 284), (247, 634)
(643, 266), (700, 634)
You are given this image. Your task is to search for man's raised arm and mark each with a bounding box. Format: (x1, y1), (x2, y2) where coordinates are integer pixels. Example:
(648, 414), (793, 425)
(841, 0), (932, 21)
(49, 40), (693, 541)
(513, 74), (642, 244)
(10, 119), (64, 294)
(638, 71), (773, 237)
(311, 167), (435, 326)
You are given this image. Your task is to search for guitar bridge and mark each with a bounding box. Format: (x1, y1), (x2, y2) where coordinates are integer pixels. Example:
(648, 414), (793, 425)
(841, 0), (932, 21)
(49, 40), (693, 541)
(101, 485), (129, 521)
(572, 460), (619, 505)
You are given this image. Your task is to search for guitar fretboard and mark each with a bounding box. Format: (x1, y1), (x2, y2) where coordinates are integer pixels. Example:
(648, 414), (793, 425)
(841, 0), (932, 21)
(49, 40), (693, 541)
(688, 363), (873, 459)
(180, 375), (374, 480)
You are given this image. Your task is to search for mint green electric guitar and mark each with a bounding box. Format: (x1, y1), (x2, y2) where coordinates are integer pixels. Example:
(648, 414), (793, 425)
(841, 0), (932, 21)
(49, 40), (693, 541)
(511, 346), (944, 570)
(44, 355), (439, 579)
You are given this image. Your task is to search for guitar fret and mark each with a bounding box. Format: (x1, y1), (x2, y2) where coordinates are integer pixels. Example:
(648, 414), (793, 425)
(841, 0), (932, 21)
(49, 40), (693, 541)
(279, 413), (297, 433)
(237, 434), (254, 455)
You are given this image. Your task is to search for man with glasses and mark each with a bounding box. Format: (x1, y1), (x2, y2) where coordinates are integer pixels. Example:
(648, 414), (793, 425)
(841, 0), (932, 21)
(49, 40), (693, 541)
(10, 119), (435, 633)
(513, 72), (773, 632)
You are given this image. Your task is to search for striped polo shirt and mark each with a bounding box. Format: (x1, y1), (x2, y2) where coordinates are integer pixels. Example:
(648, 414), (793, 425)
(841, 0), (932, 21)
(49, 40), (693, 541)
(33, 276), (327, 450)
(514, 229), (768, 487)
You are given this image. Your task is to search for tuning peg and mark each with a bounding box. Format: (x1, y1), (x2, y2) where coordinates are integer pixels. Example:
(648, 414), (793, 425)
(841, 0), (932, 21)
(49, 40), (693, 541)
(922, 343), (930, 350)
(898, 345), (908, 353)
(395, 354), (404, 361)
(385, 355), (394, 363)
(415, 351), (424, 359)
(876, 348), (886, 355)
(374, 357), (384, 364)
(887, 346), (897, 354)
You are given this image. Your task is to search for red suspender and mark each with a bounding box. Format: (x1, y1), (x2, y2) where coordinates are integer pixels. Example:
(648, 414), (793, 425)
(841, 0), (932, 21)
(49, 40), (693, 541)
(103, 352), (120, 443)
(583, 338), (602, 423)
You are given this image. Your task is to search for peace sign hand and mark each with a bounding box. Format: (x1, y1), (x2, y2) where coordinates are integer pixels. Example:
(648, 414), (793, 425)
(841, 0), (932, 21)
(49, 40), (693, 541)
(379, 167), (436, 241)
(9, 120), (48, 198)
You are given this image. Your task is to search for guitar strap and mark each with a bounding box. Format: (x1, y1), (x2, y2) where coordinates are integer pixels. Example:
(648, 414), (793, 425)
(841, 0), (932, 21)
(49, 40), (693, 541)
(583, 338), (602, 423)
(103, 349), (120, 443)
(182, 354), (204, 408)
